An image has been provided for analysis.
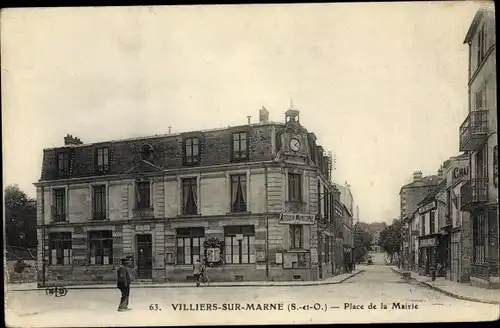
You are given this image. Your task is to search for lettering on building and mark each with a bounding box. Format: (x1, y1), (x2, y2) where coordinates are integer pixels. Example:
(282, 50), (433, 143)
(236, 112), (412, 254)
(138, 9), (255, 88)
(279, 213), (315, 225)
(418, 201), (436, 214)
(452, 166), (470, 182)
(419, 238), (436, 247)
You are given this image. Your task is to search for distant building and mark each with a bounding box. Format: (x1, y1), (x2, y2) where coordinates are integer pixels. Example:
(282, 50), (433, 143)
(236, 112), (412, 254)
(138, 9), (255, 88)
(400, 171), (443, 269)
(34, 106), (352, 285)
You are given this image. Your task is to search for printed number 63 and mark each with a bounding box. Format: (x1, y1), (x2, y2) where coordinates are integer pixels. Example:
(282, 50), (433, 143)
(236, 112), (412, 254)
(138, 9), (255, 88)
(149, 304), (160, 311)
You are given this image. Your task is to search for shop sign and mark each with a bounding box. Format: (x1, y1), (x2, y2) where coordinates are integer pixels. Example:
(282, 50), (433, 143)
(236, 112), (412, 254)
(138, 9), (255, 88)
(418, 201), (436, 214)
(279, 213), (315, 225)
(419, 238), (436, 247)
(452, 165), (470, 183)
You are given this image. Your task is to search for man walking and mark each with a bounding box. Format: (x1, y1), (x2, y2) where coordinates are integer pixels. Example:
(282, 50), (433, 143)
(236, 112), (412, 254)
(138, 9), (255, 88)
(117, 258), (132, 312)
(193, 259), (203, 287)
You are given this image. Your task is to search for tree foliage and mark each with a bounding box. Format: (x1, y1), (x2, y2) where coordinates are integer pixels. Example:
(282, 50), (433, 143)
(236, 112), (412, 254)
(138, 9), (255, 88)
(379, 218), (402, 263)
(354, 224), (373, 262)
(5, 184), (37, 248)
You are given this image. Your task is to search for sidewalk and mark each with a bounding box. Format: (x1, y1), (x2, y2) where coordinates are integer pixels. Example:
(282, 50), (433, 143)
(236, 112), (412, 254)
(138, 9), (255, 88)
(391, 267), (500, 305)
(7, 267), (365, 292)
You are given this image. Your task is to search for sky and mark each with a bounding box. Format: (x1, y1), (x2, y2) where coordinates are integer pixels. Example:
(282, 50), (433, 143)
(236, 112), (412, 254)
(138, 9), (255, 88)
(1, 2), (486, 223)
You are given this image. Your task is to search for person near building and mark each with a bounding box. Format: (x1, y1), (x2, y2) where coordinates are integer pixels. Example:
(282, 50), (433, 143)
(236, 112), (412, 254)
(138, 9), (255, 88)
(193, 259), (204, 287)
(117, 258), (132, 312)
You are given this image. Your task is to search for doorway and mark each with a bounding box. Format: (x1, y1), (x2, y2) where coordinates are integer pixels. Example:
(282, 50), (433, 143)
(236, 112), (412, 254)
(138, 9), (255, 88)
(136, 234), (153, 279)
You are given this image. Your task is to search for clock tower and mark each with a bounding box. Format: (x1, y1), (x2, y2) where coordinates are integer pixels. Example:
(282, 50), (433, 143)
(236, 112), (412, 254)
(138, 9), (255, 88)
(275, 105), (312, 164)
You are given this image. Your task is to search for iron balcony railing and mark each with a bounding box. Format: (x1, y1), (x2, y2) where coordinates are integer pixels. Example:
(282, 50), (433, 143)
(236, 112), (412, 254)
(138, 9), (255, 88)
(285, 200), (307, 213)
(461, 178), (488, 210)
(132, 207), (154, 218)
(459, 110), (488, 151)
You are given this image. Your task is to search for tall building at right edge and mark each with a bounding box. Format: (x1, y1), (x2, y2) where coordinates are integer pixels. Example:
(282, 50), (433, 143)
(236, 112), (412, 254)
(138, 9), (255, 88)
(459, 7), (498, 289)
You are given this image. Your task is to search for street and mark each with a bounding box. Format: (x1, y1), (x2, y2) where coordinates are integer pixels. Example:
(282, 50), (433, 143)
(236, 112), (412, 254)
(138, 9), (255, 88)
(6, 265), (499, 326)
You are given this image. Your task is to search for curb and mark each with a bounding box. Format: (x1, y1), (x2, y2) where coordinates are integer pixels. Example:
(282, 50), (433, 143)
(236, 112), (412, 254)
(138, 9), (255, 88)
(7, 270), (365, 292)
(391, 268), (500, 305)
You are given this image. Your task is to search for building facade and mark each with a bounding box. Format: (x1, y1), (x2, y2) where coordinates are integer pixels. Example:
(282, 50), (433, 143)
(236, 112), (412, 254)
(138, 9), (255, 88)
(34, 107), (351, 285)
(459, 8), (498, 289)
(400, 171), (442, 269)
(442, 155), (473, 283)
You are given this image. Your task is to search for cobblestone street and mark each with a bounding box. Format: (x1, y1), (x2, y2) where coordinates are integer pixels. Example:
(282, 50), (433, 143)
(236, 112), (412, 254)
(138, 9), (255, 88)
(6, 265), (499, 326)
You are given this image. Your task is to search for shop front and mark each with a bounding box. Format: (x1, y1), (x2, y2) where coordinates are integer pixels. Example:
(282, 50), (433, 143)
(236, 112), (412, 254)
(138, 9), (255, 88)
(418, 236), (437, 276)
(450, 230), (461, 282)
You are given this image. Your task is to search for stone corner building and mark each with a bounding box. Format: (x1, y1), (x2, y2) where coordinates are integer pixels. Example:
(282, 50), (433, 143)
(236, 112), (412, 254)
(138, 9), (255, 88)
(34, 107), (350, 285)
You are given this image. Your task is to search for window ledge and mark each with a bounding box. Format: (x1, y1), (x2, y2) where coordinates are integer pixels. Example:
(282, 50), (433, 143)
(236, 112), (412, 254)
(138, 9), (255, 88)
(178, 214), (202, 219)
(227, 211), (251, 216)
(48, 265), (73, 269)
(286, 249), (309, 253)
(86, 265), (115, 269)
(51, 221), (68, 225)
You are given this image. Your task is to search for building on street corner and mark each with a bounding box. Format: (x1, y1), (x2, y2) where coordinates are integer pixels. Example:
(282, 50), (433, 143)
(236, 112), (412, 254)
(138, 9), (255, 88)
(459, 8), (498, 289)
(34, 105), (354, 285)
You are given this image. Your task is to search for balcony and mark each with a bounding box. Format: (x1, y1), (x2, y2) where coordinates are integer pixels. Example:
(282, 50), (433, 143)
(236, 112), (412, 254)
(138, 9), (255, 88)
(461, 179), (488, 211)
(285, 200), (307, 213)
(132, 207), (154, 219)
(459, 110), (488, 151)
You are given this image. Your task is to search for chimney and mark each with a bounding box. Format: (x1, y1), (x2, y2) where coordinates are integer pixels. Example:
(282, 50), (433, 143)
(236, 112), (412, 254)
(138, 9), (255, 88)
(438, 166), (444, 179)
(64, 134), (83, 146)
(413, 171), (423, 182)
(247, 116), (251, 124)
(168, 126), (171, 134)
(259, 106), (269, 122)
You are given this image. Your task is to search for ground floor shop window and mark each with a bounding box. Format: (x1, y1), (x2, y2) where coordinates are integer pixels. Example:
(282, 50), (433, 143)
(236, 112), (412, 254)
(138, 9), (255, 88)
(176, 227), (205, 265)
(89, 230), (113, 265)
(224, 225), (255, 264)
(49, 232), (72, 265)
(283, 252), (310, 269)
(473, 212), (486, 264)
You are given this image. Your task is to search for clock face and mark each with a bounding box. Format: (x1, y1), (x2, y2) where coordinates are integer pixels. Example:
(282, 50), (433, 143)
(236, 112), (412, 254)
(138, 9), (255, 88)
(289, 138), (301, 152)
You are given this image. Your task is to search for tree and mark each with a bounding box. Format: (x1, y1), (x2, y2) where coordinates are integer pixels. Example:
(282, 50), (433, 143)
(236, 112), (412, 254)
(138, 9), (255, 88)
(5, 184), (37, 248)
(354, 224), (373, 263)
(379, 219), (401, 264)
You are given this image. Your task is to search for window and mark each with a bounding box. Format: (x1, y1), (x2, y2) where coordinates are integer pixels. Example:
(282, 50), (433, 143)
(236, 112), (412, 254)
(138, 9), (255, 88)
(473, 212), (486, 264)
(96, 147), (109, 173)
(176, 227), (205, 265)
(429, 211), (435, 234)
(477, 24), (485, 66)
(92, 185), (106, 220)
(136, 181), (150, 209)
(57, 152), (70, 177)
(231, 174), (247, 212)
(232, 132), (248, 160)
(288, 173), (302, 202)
(89, 231), (113, 265)
(182, 178), (198, 215)
(290, 225), (303, 249)
(184, 137), (200, 164)
(317, 181), (321, 214)
(52, 188), (66, 222)
(475, 89), (484, 110)
(325, 235), (330, 263)
(224, 225), (255, 264)
(324, 190), (329, 221)
(49, 232), (72, 265)
(475, 147), (488, 179)
(420, 215), (425, 236)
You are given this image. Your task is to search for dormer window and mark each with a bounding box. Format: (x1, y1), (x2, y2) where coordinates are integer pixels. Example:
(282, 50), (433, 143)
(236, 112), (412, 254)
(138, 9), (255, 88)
(141, 144), (154, 161)
(95, 147), (109, 173)
(57, 152), (70, 177)
(231, 132), (248, 161)
(184, 137), (200, 165)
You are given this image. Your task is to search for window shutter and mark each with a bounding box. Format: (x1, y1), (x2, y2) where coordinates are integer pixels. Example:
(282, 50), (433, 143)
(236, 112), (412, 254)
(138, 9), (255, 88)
(303, 226), (310, 249)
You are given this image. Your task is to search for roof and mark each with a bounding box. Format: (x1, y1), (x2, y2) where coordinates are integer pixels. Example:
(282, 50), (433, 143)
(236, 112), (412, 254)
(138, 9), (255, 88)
(400, 175), (440, 194)
(417, 179), (447, 206)
(463, 8), (487, 44)
(43, 121), (286, 151)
